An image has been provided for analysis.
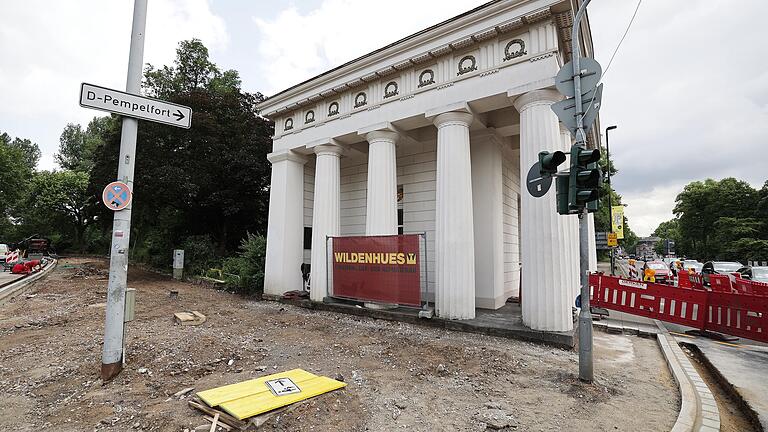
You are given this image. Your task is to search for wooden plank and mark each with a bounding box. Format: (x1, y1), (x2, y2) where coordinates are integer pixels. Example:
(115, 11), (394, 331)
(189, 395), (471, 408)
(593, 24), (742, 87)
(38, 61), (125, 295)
(209, 413), (219, 432)
(187, 399), (248, 431)
(204, 416), (232, 431)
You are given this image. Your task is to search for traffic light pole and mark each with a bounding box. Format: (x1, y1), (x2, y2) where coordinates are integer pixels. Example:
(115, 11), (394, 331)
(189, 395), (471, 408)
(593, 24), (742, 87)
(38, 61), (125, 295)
(572, 0), (594, 383)
(101, 0), (147, 381)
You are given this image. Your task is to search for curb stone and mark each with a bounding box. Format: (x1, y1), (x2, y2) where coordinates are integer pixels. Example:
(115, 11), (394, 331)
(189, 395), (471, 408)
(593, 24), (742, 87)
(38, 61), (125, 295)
(0, 259), (57, 305)
(655, 320), (720, 432)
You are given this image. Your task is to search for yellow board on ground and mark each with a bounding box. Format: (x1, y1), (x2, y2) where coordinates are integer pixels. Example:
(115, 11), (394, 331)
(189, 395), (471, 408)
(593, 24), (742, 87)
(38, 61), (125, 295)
(197, 368), (347, 420)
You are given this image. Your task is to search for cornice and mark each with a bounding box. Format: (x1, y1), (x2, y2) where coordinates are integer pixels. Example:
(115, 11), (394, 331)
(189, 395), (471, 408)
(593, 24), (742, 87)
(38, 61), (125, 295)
(257, 0), (559, 118)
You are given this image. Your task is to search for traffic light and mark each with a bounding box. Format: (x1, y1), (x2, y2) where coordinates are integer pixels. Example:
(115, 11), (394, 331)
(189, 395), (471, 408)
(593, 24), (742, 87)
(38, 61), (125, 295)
(568, 145), (601, 211)
(538, 150), (565, 177)
(556, 175), (570, 215)
(586, 161), (602, 213)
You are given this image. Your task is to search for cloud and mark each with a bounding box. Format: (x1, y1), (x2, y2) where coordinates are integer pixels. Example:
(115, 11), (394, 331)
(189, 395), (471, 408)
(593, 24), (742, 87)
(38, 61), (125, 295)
(252, 0), (479, 94)
(0, 0), (228, 170)
(589, 0), (768, 235)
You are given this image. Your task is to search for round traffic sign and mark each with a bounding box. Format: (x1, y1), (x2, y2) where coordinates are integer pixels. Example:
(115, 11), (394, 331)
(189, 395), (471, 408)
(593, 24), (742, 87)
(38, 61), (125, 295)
(555, 57), (602, 98)
(102, 181), (132, 211)
(526, 162), (552, 198)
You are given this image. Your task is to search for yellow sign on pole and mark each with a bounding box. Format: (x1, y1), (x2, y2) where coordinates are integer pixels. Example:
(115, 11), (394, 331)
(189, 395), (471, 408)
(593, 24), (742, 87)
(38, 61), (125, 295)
(611, 206), (624, 239)
(607, 232), (618, 247)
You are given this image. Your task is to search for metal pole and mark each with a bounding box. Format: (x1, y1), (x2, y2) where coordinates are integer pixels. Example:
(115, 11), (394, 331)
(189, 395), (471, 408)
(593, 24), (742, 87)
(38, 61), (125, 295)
(572, 0), (593, 383)
(606, 125), (616, 276)
(101, 0), (147, 381)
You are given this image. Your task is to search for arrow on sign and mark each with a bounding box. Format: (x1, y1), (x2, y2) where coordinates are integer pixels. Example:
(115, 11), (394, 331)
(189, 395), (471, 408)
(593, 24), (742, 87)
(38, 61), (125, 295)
(173, 109), (185, 122)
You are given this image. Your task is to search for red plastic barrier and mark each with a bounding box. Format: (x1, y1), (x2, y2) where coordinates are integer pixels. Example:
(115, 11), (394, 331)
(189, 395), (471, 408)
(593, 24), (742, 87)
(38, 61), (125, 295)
(705, 291), (768, 342)
(678, 271), (691, 289)
(731, 277), (768, 296)
(590, 273), (768, 343)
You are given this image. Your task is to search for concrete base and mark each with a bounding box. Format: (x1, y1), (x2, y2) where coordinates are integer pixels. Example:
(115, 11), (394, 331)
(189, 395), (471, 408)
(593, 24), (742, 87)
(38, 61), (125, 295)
(266, 295), (576, 349)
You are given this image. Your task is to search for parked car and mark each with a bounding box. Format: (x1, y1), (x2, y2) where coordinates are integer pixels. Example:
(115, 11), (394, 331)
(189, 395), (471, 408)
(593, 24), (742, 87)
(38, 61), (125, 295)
(682, 260), (703, 273)
(701, 261), (743, 285)
(736, 266), (768, 283)
(645, 261), (672, 283)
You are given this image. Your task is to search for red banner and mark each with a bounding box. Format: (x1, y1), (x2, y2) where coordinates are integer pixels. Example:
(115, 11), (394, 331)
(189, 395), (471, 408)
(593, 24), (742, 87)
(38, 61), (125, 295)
(331, 235), (421, 307)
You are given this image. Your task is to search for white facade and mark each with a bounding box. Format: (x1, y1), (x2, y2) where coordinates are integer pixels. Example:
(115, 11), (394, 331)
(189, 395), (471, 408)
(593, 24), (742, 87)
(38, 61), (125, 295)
(258, 0), (600, 331)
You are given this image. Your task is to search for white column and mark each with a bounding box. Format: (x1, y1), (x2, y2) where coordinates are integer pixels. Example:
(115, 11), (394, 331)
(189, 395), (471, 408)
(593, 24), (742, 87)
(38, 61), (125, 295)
(309, 144), (343, 302)
(559, 126), (581, 305)
(588, 213), (598, 272)
(514, 89), (572, 331)
(433, 111), (476, 320)
(471, 133), (504, 309)
(365, 130), (399, 235)
(264, 151), (307, 296)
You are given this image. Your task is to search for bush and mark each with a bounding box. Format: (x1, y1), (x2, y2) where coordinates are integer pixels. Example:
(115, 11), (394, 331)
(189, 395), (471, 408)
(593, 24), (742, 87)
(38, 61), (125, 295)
(221, 233), (266, 295)
(180, 234), (218, 276)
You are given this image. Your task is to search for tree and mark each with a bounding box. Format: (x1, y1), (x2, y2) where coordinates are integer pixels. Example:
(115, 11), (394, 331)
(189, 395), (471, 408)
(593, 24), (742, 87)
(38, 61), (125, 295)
(0, 132), (40, 238)
(89, 39), (272, 264)
(593, 144), (638, 252)
(56, 116), (116, 172)
(673, 177), (766, 261)
(19, 171), (93, 251)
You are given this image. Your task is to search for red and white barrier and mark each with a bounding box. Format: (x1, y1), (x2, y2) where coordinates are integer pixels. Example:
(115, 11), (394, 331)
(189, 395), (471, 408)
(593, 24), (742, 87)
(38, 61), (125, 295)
(590, 273), (768, 343)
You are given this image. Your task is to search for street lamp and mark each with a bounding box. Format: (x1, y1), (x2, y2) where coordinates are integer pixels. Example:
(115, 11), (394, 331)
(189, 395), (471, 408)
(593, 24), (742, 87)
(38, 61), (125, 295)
(606, 125), (617, 275)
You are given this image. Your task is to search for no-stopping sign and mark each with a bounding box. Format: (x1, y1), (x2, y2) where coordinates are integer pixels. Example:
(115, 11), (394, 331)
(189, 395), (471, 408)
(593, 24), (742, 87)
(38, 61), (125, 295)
(102, 181), (132, 211)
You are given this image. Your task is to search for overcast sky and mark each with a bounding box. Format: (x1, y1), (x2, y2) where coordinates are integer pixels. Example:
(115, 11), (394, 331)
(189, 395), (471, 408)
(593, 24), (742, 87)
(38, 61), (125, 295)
(1, 0), (766, 236)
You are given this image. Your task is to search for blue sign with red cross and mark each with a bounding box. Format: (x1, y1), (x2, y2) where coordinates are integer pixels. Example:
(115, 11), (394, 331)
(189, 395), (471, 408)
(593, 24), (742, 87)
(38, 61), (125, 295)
(102, 181), (132, 211)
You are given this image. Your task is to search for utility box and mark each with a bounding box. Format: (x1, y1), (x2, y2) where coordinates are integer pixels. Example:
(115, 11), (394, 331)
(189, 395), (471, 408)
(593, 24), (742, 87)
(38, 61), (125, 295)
(173, 249), (184, 280)
(124, 288), (136, 322)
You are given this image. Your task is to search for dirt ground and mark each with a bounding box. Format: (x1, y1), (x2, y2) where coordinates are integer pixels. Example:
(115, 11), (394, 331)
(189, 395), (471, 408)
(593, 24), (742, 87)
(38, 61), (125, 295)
(0, 258), (680, 432)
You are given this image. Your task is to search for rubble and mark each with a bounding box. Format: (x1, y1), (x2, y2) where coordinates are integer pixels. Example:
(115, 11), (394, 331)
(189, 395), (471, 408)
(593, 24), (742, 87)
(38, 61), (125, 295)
(0, 257), (680, 432)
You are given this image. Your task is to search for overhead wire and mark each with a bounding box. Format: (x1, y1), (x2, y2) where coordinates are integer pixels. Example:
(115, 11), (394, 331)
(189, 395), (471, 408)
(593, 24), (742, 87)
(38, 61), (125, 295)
(581, 0), (643, 120)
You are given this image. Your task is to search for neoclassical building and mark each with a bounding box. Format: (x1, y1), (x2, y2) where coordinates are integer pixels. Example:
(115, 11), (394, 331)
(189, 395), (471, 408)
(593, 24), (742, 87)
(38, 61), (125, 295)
(258, 0), (599, 332)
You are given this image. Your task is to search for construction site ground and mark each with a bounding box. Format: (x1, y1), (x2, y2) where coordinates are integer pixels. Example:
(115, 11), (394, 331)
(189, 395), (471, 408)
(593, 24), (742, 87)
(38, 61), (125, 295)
(0, 257), (679, 432)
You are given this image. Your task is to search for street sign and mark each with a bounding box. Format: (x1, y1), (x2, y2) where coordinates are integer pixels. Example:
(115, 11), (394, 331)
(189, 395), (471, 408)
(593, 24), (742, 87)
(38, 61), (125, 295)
(607, 233), (618, 247)
(102, 181), (132, 211)
(595, 232), (610, 250)
(555, 57), (602, 98)
(526, 161), (553, 197)
(551, 83), (603, 137)
(80, 83), (192, 129)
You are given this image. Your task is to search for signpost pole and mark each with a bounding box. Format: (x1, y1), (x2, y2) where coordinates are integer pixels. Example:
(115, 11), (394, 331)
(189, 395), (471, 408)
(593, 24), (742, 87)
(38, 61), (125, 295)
(101, 0), (147, 381)
(571, 0), (594, 384)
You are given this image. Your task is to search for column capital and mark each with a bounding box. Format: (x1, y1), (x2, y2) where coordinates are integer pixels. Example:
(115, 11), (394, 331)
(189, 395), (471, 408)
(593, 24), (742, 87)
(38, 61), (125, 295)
(267, 150), (307, 165)
(314, 143), (344, 157)
(366, 129), (399, 143)
(432, 111), (474, 129)
(512, 89), (562, 112)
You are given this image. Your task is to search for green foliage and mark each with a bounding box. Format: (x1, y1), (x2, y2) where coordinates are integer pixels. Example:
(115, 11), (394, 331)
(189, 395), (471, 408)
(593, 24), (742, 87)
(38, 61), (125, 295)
(180, 235), (218, 276)
(0, 132), (41, 239)
(664, 177), (768, 261)
(220, 233), (267, 295)
(18, 170), (93, 251)
(89, 38), (272, 260)
(593, 144), (638, 252)
(56, 117), (117, 173)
